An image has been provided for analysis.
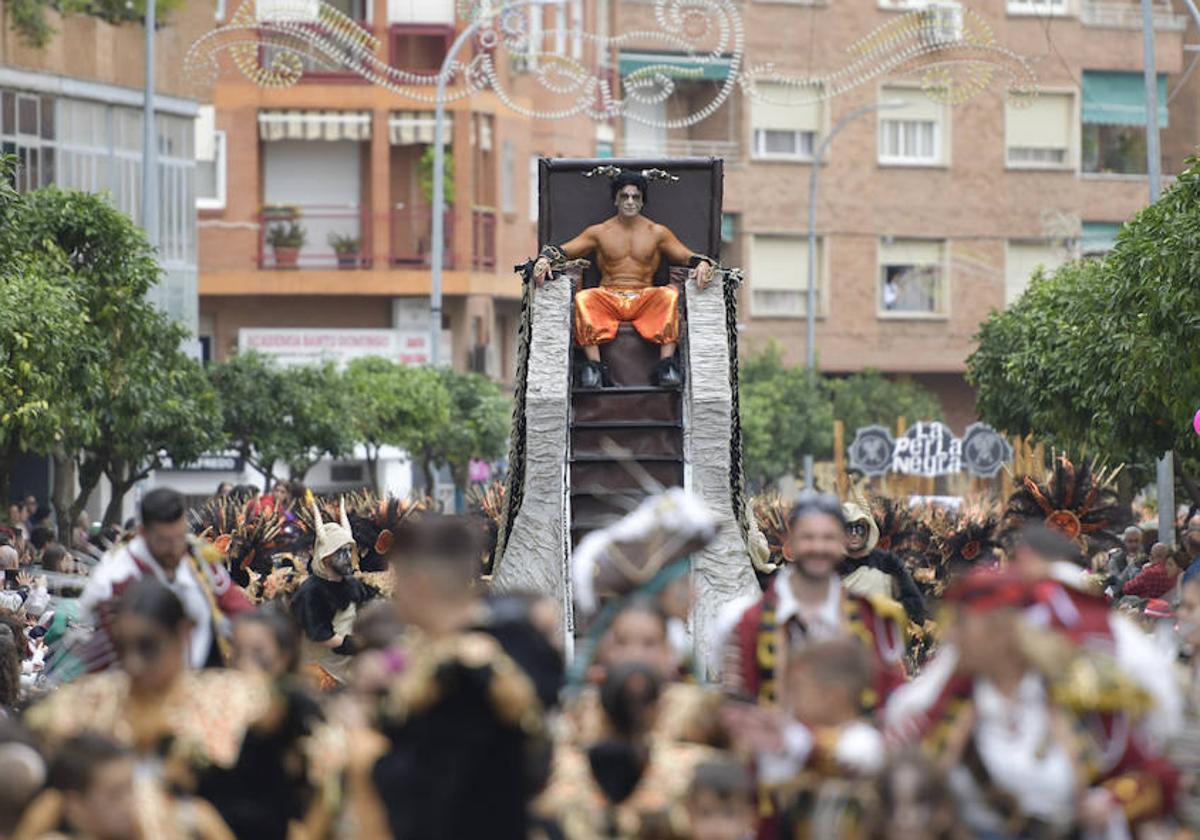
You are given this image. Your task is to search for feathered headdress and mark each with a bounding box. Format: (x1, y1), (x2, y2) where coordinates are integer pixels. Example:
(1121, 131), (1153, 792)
(1004, 457), (1130, 554)
(751, 492), (792, 570)
(468, 482), (506, 577)
(189, 496), (284, 574)
(344, 492), (428, 572)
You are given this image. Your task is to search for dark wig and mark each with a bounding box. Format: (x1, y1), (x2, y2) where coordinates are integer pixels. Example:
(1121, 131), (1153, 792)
(610, 170), (649, 204)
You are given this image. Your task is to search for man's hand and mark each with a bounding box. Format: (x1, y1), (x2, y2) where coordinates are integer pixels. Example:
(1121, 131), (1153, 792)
(532, 256), (551, 288)
(691, 260), (715, 290)
(15, 570), (32, 588)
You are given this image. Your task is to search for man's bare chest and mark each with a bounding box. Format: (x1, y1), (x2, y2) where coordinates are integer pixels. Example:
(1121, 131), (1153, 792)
(595, 227), (659, 263)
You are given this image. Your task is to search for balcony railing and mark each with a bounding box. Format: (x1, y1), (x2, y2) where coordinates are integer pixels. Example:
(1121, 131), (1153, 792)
(391, 206), (454, 267)
(259, 205), (372, 270)
(472, 209), (496, 270)
(1081, 0), (1186, 29)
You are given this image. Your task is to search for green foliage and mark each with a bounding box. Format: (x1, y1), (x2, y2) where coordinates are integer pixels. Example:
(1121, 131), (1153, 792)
(7, 0), (186, 47)
(739, 345), (945, 487)
(420, 368), (509, 488)
(739, 344), (834, 486)
(418, 144), (455, 207)
(3, 185), (222, 528)
(829, 369), (943, 437)
(210, 353), (354, 484)
(968, 154), (1200, 489)
(267, 221), (306, 249)
(327, 232), (362, 254)
(344, 357), (451, 450)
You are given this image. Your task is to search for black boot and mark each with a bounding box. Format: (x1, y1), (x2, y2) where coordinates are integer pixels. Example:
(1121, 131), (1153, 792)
(652, 357), (683, 389)
(577, 360), (609, 389)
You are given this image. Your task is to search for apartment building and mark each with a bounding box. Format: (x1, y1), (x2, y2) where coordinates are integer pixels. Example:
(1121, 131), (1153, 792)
(613, 0), (1195, 431)
(0, 0), (211, 331)
(196, 0), (599, 382)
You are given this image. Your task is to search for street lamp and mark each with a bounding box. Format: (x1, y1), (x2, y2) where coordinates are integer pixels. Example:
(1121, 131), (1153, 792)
(803, 99), (906, 490)
(429, 0), (568, 367)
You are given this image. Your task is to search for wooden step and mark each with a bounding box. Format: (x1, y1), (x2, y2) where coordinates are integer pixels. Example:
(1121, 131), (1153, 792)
(571, 427), (683, 460)
(572, 389), (681, 424)
(571, 459), (684, 493)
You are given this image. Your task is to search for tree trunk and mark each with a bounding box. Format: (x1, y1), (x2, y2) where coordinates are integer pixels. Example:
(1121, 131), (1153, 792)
(0, 434), (18, 508)
(102, 458), (137, 527)
(52, 451), (78, 548)
(418, 450), (436, 500)
(1117, 469), (1134, 510)
(365, 445), (380, 495)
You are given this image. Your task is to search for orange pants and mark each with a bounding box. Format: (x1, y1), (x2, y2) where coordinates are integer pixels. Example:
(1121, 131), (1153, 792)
(574, 286), (680, 346)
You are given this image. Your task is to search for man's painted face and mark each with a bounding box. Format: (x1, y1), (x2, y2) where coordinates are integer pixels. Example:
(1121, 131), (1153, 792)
(615, 185), (644, 218)
(845, 520), (870, 553)
(328, 545), (354, 578)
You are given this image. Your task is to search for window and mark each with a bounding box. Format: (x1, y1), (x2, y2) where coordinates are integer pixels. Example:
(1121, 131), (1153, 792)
(387, 0), (454, 25)
(472, 114), (496, 207)
(0, 90), (56, 192)
(878, 87), (945, 165)
(1081, 221), (1121, 255)
(1006, 91), (1073, 168)
(750, 83), (822, 161)
(748, 235), (823, 318)
(1005, 241), (1069, 304)
(878, 238), (946, 316)
(501, 138), (516, 214)
(528, 154), (539, 222)
(622, 96), (666, 156)
(195, 106), (226, 210)
(1081, 71), (1166, 175)
(1007, 0), (1067, 13)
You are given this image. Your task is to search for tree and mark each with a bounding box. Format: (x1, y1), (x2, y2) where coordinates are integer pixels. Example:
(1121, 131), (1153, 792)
(419, 368), (509, 503)
(10, 188), (225, 533)
(211, 353), (354, 487)
(968, 156), (1200, 502)
(739, 344), (834, 488)
(829, 369), (944, 437)
(343, 356), (452, 492)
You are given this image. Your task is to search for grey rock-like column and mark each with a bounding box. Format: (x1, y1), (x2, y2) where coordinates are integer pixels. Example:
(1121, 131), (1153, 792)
(684, 275), (760, 676)
(492, 273), (573, 622)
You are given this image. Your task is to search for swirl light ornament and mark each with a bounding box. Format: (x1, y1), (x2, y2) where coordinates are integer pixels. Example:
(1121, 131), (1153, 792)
(184, 0), (1038, 127)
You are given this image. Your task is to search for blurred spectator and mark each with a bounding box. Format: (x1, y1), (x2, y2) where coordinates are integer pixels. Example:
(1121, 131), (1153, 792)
(1122, 542), (1181, 600)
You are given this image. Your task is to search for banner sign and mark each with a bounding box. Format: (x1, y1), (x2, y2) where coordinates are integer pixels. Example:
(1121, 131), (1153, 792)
(238, 328), (449, 368)
(848, 422), (1012, 478)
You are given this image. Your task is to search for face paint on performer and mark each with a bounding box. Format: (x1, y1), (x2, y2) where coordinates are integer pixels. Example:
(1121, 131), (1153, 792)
(329, 545), (354, 579)
(614, 184), (644, 220)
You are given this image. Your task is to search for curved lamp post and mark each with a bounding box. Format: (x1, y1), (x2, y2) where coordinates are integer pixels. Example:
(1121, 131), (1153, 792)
(803, 99), (906, 490)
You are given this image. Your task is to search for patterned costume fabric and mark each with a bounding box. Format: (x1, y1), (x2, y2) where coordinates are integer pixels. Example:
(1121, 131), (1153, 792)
(574, 285), (681, 346)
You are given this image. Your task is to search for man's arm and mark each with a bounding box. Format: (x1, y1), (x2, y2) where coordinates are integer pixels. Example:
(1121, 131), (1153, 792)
(657, 224), (716, 289)
(532, 225), (600, 285)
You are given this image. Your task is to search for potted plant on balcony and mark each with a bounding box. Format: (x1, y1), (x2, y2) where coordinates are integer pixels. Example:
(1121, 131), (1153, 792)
(267, 221), (306, 269)
(328, 232), (362, 269)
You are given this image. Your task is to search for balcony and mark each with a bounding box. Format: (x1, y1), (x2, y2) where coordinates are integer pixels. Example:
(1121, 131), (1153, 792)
(259, 205), (372, 270)
(392, 206), (454, 267)
(472, 209), (496, 270)
(1081, 0), (1186, 30)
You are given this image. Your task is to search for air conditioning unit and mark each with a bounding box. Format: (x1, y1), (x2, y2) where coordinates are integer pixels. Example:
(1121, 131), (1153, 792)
(921, 2), (963, 47)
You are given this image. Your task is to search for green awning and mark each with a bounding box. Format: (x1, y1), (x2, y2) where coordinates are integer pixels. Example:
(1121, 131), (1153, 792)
(618, 52), (733, 82)
(1082, 221), (1122, 254)
(1082, 71), (1168, 127)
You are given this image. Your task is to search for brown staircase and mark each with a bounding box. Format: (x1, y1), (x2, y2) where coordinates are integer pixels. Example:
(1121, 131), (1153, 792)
(569, 316), (686, 546)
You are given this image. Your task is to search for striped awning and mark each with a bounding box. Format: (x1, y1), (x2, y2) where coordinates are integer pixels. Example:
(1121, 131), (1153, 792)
(258, 110), (372, 141)
(388, 111), (453, 145)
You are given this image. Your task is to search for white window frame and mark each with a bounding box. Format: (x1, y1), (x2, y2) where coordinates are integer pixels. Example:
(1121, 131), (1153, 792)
(751, 128), (816, 161)
(1005, 88), (1077, 172)
(877, 0), (928, 9)
(877, 116), (942, 166)
(196, 130), (227, 210)
(1006, 0), (1070, 16)
(747, 234), (827, 320)
(876, 239), (949, 319)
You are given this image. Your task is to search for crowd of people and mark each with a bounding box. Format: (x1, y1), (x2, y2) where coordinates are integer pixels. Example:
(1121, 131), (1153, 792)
(0, 459), (1199, 840)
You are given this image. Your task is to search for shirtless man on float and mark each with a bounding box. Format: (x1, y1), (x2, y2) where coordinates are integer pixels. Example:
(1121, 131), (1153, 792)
(531, 170), (717, 389)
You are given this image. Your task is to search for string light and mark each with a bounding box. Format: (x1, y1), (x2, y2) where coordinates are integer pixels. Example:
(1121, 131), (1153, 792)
(184, 0), (1039, 124)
